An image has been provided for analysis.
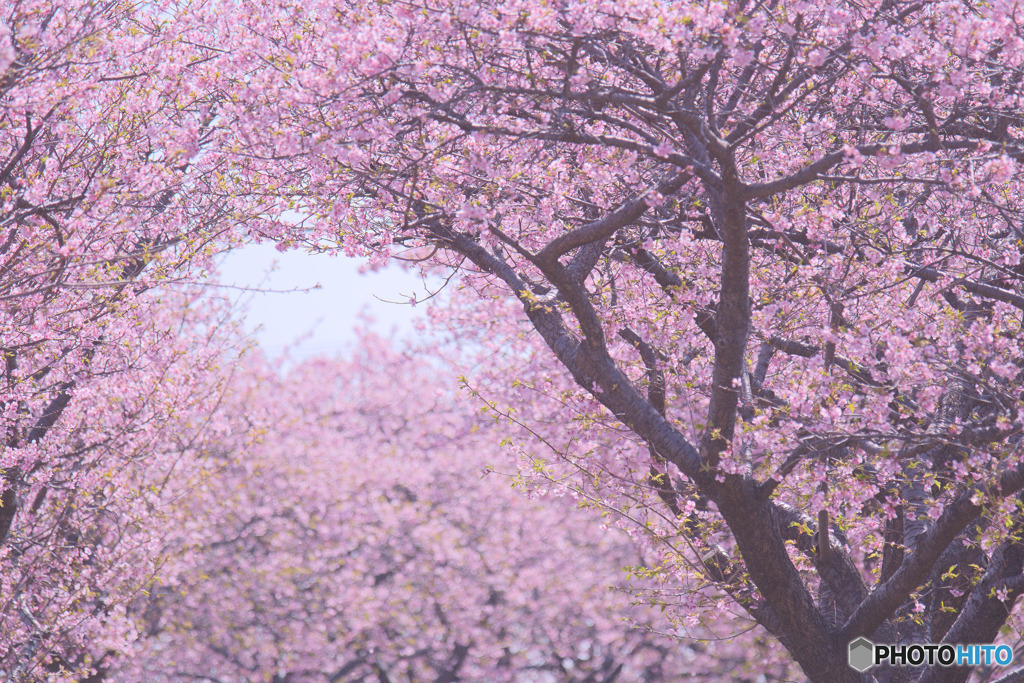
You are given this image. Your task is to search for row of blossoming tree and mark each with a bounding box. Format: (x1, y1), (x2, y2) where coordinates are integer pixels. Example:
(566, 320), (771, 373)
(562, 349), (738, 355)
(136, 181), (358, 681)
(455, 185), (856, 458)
(119, 337), (770, 681)
(4, 0), (1024, 680)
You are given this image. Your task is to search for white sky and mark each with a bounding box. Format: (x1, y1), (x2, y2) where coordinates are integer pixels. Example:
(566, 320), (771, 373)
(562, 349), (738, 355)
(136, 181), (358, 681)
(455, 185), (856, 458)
(215, 244), (436, 360)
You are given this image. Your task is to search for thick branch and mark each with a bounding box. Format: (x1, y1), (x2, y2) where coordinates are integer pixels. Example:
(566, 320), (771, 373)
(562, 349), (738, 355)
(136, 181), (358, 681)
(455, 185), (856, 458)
(744, 140), (981, 200)
(918, 536), (1024, 683)
(716, 484), (859, 682)
(774, 501), (870, 622)
(536, 171), (691, 265)
(842, 460), (1024, 641)
(700, 174), (748, 470)
(433, 219), (710, 484)
(0, 381), (75, 548)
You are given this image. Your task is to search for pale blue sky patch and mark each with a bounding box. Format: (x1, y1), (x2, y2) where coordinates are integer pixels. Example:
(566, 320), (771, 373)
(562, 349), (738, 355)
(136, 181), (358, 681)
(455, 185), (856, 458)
(216, 244), (435, 360)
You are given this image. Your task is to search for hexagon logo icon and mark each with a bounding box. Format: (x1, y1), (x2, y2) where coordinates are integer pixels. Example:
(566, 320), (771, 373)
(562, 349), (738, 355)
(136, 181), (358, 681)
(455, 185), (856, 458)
(848, 637), (875, 672)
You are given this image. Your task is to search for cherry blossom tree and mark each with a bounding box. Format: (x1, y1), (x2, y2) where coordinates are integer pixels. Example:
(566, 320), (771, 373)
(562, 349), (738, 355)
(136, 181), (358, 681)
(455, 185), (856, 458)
(119, 336), (763, 682)
(0, 2), (258, 677)
(0, 289), (256, 681)
(0, 0), (229, 548)
(182, 1), (1024, 680)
